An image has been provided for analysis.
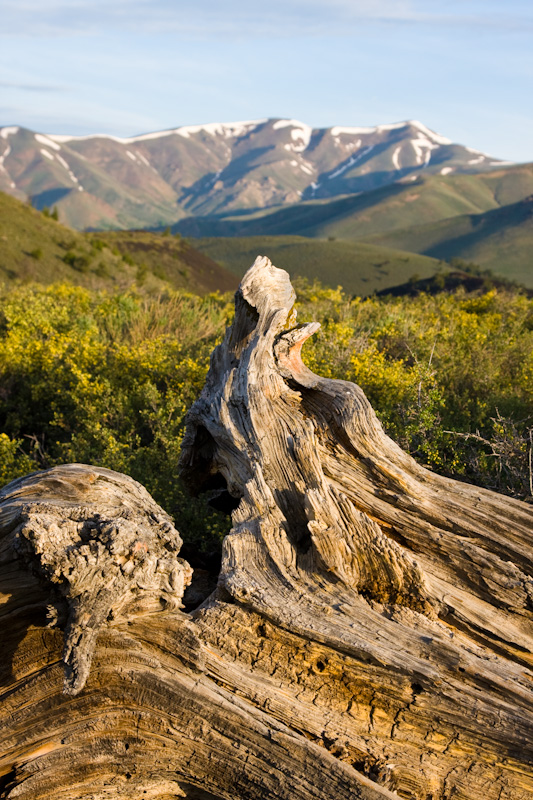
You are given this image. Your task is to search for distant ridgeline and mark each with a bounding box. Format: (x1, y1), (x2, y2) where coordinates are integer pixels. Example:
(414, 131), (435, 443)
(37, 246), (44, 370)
(1, 118), (532, 284)
(0, 118), (514, 229)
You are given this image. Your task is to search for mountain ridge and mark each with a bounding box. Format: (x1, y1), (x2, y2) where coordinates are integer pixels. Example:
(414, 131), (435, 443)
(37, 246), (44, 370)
(0, 118), (509, 230)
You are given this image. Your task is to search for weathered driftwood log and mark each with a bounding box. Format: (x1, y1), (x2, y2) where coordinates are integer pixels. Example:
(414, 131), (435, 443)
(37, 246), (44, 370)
(1, 256), (533, 800)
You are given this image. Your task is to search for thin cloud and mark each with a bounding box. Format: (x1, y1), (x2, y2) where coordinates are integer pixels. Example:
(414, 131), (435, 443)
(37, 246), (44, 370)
(2, 0), (532, 37)
(0, 81), (67, 92)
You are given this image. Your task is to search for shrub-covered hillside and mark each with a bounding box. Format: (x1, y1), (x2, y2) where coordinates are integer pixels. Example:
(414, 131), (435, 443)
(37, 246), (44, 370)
(1, 280), (532, 558)
(0, 190), (238, 294)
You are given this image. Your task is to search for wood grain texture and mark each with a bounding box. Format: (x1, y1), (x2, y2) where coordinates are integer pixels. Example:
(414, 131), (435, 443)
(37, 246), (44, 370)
(1, 257), (532, 799)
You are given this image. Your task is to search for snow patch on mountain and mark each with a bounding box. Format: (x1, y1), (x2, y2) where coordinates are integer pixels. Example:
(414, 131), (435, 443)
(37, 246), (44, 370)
(440, 167), (454, 175)
(55, 154), (69, 170)
(40, 149), (54, 161)
(333, 136), (362, 151)
(330, 120), (452, 147)
(274, 120), (313, 152)
(392, 146), (401, 170)
(377, 121), (417, 133)
(54, 153), (79, 185)
(410, 134), (439, 166)
(0, 127), (19, 139)
(409, 121), (451, 145)
(49, 119), (268, 145)
(136, 152), (151, 168)
(464, 146), (506, 165)
(50, 133), (125, 144)
(328, 146), (374, 179)
(0, 146), (11, 168)
(35, 133), (61, 151)
(174, 120), (265, 140)
(331, 125), (377, 137)
(0, 146), (15, 186)
(272, 119), (301, 130)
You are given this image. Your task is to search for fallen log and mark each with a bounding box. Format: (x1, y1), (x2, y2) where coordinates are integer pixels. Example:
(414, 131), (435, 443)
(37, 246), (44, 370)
(1, 256), (532, 799)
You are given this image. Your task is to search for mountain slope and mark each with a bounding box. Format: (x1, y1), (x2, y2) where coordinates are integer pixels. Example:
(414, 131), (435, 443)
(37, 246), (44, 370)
(193, 235), (446, 295)
(362, 196), (533, 285)
(174, 163), (533, 240)
(0, 119), (508, 230)
(0, 191), (237, 293)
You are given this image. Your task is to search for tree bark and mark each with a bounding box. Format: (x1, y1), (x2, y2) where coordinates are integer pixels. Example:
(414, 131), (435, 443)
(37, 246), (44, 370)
(1, 256), (532, 800)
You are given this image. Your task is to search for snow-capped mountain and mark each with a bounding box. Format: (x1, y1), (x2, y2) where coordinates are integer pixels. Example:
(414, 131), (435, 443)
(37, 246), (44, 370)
(0, 118), (507, 230)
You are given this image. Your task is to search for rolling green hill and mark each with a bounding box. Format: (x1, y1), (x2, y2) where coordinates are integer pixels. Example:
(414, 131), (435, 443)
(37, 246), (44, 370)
(362, 196), (533, 286)
(193, 235), (446, 295)
(0, 191), (238, 294)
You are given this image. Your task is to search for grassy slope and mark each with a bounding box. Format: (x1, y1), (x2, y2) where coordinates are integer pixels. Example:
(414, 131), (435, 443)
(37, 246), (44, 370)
(194, 236), (446, 295)
(362, 198), (533, 286)
(90, 231), (238, 294)
(0, 191), (238, 294)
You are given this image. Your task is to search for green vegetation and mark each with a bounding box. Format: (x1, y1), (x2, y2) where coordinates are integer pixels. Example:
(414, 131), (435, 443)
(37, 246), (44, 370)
(194, 235), (446, 296)
(362, 197), (533, 285)
(296, 279), (533, 499)
(1, 280), (532, 562)
(0, 283), (235, 555)
(0, 191), (237, 295)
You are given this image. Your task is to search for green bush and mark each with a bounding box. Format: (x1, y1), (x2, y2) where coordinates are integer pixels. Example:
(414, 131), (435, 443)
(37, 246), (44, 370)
(296, 279), (533, 498)
(63, 250), (91, 272)
(136, 263), (148, 285)
(0, 283), (234, 553)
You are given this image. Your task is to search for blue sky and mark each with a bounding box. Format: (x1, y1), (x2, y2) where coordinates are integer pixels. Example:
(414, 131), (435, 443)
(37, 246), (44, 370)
(1, 0), (532, 161)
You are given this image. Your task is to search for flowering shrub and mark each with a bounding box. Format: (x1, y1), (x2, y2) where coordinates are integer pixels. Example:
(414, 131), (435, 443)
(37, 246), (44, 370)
(0, 283), (234, 552)
(0, 279), (532, 558)
(296, 278), (533, 496)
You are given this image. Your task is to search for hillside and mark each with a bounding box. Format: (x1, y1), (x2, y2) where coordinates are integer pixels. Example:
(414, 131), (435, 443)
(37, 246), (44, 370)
(363, 196), (533, 285)
(0, 191), (238, 294)
(0, 119), (508, 230)
(175, 163), (533, 240)
(374, 269), (533, 298)
(194, 235), (446, 295)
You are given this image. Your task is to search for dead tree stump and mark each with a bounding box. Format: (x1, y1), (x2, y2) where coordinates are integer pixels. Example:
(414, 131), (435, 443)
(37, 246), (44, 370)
(1, 257), (532, 800)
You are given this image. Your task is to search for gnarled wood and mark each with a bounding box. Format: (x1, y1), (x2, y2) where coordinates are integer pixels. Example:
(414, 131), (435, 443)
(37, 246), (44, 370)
(1, 257), (532, 800)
